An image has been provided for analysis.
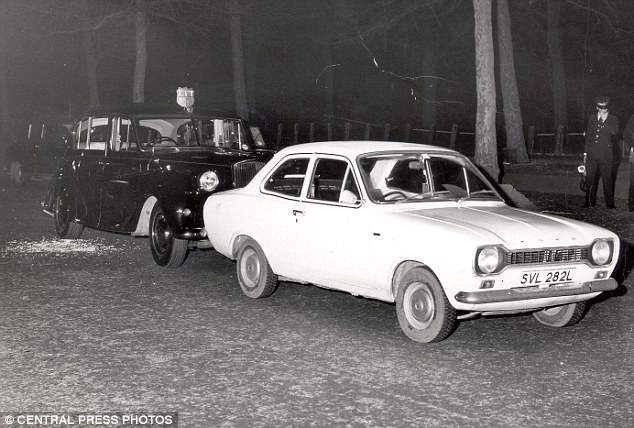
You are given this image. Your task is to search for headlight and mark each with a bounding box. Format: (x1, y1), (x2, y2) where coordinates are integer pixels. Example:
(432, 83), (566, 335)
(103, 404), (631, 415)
(199, 171), (219, 192)
(590, 239), (612, 266)
(476, 246), (502, 274)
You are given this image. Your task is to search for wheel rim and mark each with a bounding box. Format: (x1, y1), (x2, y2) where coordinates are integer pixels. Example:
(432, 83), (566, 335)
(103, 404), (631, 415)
(403, 282), (435, 330)
(152, 211), (171, 255)
(239, 247), (261, 290)
(55, 196), (69, 231)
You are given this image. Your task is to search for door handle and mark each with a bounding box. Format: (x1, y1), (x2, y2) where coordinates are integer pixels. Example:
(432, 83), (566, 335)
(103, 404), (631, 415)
(292, 210), (304, 216)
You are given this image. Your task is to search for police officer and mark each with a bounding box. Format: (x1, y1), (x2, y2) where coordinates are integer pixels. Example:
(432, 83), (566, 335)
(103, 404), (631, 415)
(583, 96), (619, 209)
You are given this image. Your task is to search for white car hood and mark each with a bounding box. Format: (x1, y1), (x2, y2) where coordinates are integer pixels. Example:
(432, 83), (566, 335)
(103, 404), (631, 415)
(396, 204), (612, 248)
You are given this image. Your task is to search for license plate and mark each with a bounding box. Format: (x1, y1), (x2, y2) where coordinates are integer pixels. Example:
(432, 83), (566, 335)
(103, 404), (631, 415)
(519, 269), (575, 287)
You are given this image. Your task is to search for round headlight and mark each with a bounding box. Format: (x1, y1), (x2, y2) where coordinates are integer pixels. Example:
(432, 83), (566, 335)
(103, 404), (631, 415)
(199, 171), (219, 192)
(477, 246), (501, 274)
(590, 239), (611, 265)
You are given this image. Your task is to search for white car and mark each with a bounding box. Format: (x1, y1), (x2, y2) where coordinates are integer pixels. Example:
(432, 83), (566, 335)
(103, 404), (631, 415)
(203, 141), (619, 342)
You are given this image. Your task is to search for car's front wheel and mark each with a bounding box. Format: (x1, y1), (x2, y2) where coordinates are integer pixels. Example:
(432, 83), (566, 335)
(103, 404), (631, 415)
(54, 194), (83, 239)
(395, 267), (457, 343)
(236, 238), (278, 298)
(532, 301), (587, 327)
(149, 204), (188, 268)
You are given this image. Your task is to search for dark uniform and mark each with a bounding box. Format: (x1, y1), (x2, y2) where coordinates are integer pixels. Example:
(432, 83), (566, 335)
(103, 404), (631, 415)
(583, 96), (619, 209)
(622, 113), (634, 212)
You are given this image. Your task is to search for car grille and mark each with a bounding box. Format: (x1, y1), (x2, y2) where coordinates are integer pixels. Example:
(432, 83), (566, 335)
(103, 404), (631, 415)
(233, 160), (265, 188)
(505, 247), (589, 265)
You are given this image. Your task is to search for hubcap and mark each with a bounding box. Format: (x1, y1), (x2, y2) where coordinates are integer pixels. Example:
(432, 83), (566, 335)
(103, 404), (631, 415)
(404, 282), (435, 330)
(240, 247), (261, 290)
(152, 212), (171, 254)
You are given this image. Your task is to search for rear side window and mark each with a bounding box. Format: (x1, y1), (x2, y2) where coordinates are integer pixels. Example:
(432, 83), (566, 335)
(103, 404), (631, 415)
(263, 157), (310, 198)
(74, 116), (109, 151)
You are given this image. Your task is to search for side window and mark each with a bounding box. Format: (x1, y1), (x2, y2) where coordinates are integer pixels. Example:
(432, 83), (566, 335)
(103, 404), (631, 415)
(308, 158), (360, 204)
(113, 117), (138, 151)
(76, 116), (109, 151)
(263, 157), (310, 198)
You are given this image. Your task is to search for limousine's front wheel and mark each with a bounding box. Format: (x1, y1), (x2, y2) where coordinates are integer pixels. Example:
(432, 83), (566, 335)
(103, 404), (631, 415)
(396, 267), (457, 343)
(149, 205), (188, 268)
(54, 194), (83, 239)
(236, 238), (278, 298)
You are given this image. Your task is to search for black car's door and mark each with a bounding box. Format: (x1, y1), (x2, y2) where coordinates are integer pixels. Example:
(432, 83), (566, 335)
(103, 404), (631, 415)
(73, 116), (109, 227)
(99, 117), (147, 232)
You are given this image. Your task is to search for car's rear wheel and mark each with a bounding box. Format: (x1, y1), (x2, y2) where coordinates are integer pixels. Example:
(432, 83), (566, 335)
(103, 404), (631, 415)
(236, 238), (278, 298)
(149, 204), (188, 268)
(10, 162), (24, 186)
(532, 301), (587, 327)
(395, 267), (457, 343)
(54, 194), (83, 239)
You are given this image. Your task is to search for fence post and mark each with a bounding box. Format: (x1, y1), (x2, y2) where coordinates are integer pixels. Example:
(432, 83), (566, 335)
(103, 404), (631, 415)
(383, 123), (391, 141)
(276, 123), (283, 146)
(527, 125), (535, 155)
(405, 123), (412, 142)
(327, 122), (332, 141)
(345, 122), (351, 140)
(429, 125), (436, 145)
(293, 123), (299, 145)
(450, 124), (458, 150)
(364, 123), (371, 140)
(309, 123), (314, 143)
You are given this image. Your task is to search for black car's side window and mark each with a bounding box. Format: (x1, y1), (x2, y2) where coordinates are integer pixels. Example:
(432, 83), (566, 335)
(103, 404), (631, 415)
(111, 117), (138, 152)
(263, 157), (310, 198)
(75, 116), (109, 151)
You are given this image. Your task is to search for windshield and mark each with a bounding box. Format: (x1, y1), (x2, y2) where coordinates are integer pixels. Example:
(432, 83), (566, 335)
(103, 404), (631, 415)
(137, 117), (251, 150)
(358, 152), (501, 204)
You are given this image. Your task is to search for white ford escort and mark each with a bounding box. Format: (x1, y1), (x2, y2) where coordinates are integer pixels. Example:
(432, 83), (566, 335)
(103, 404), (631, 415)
(203, 141), (619, 342)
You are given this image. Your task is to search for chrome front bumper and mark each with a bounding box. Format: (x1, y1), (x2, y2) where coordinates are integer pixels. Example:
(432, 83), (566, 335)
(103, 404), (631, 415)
(454, 278), (618, 304)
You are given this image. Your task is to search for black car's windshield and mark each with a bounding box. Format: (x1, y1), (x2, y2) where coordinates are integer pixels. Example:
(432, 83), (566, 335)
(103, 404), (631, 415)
(137, 117), (250, 151)
(358, 152), (502, 204)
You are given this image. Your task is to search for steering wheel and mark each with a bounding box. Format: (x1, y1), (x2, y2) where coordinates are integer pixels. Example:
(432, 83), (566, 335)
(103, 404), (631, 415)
(383, 191), (407, 201)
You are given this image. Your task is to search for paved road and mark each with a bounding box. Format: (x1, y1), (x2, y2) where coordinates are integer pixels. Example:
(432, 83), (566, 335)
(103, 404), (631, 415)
(0, 181), (632, 428)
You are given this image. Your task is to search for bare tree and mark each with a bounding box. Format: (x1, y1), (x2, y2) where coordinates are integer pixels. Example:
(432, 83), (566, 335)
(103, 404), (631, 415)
(473, 0), (499, 180)
(497, 0), (529, 163)
(546, 0), (568, 131)
(133, 0), (147, 103)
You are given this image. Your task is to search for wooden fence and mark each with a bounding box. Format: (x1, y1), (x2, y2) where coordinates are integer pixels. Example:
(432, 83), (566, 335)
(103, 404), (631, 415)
(268, 120), (627, 158)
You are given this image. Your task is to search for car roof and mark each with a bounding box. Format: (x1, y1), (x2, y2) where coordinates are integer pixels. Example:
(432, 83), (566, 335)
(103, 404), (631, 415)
(82, 103), (238, 118)
(275, 140), (460, 158)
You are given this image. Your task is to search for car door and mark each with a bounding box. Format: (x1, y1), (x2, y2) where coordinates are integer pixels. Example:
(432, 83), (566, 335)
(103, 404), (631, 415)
(99, 116), (147, 231)
(292, 156), (372, 291)
(258, 155), (310, 280)
(73, 116), (109, 227)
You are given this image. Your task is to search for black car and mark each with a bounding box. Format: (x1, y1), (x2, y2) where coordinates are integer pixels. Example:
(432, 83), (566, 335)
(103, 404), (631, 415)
(42, 100), (270, 268)
(4, 122), (72, 186)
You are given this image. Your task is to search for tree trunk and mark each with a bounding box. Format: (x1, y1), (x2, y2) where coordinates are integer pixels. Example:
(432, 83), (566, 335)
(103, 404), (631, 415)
(230, 8), (249, 120)
(133, 0), (147, 104)
(547, 0), (568, 130)
(473, 0), (499, 181)
(0, 53), (10, 174)
(421, 49), (437, 129)
(83, 29), (100, 107)
(497, 0), (528, 163)
(320, 41), (335, 118)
